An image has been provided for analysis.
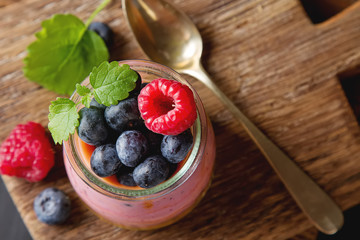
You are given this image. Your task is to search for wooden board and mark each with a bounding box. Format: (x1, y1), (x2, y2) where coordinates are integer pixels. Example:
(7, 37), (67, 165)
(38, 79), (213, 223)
(1, 0), (360, 239)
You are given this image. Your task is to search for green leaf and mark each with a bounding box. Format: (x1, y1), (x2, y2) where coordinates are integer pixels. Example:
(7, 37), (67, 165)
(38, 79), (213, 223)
(90, 62), (138, 106)
(76, 83), (92, 107)
(23, 10), (109, 95)
(76, 83), (91, 96)
(48, 98), (79, 144)
(81, 95), (92, 108)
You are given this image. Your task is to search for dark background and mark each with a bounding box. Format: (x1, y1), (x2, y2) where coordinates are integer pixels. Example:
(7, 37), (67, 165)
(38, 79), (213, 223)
(0, 177), (32, 240)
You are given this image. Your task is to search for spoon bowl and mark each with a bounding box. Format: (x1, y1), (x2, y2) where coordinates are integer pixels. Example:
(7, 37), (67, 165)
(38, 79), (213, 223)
(123, 0), (202, 70)
(122, 0), (344, 234)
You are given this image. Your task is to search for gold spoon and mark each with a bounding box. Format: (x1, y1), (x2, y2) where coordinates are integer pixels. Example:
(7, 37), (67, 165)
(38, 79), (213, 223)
(122, 0), (344, 234)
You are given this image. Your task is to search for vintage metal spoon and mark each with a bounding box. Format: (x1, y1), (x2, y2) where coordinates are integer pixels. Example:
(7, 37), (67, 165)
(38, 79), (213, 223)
(122, 0), (343, 234)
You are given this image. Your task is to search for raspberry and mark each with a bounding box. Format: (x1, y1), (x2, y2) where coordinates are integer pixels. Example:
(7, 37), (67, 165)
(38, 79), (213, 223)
(138, 78), (197, 135)
(0, 122), (54, 182)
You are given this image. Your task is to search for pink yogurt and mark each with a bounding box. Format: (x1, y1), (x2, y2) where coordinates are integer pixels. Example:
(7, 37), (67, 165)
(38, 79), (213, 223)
(62, 60), (216, 230)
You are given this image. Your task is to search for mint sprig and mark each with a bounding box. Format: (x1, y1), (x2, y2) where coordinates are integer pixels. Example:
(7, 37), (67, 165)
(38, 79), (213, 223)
(48, 98), (79, 144)
(91, 61), (138, 106)
(48, 62), (138, 144)
(23, 0), (111, 95)
(76, 84), (92, 107)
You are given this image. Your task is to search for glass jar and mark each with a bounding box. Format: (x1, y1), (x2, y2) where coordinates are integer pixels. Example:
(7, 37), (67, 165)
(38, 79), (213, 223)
(63, 60), (216, 230)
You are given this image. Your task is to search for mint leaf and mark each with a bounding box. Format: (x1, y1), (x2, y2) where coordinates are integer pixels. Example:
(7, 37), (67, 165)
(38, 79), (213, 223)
(81, 95), (92, 108)
(48, 60), (139, 144)
(23, 0), (110, 95)
(90, 62), (138, 106)
(48, 98), (79, 144)
(76, 83), (92, 107)
(76, 83), (91, 96)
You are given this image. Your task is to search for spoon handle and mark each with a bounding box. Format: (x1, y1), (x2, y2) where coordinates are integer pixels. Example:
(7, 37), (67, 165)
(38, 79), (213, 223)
(182, 63), (344, 234)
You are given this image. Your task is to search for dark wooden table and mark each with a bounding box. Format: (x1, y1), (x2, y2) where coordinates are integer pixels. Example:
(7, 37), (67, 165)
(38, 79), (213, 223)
(0, 0), (360, 239)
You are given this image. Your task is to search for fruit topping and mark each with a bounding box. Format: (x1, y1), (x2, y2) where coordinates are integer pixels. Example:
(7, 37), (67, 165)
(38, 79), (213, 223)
(33, 187), (71, 225)
(138, 78), (197, 135)
(116, 130), (149, 167)
(161, 129), (194, 163)
(48, 62), (139, 144)
(78, 107), (108, 146)
(91, 144), (122, 177)
(88, 22), (114, 48)
(129, 72), (143, 96)
(116, 166), (137, 187)
(47, 63), (198, 188)
(75, 77), (196, 188)
(143, 128), (164, 154)
(133, 155), (170, 188)
(104, 97), (142, 132)
(89, 98), (106, 111)
(0, 122), (54, 182)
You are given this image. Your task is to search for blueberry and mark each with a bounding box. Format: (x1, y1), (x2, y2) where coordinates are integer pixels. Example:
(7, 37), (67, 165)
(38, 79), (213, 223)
(128, 121), (163, 146)
(143, 128), (163, 154)
(89, 98), (106, 111)
(78, 107), (108, 146)
(133, 155), (170, 188)
(129, 72), (142, 96)
(88, 22), (113, 48)
(123, 119), (146, 132)
(33, 188), (71, 225)
(161, 130), (193, 163)
(104, 130), (120, 144)
(91, 144), (122, 177)
(116, 166), (137, 186)
(167, 163), (178, 179)
(104, 97), (141, 132)
(116, 130), (149, 167)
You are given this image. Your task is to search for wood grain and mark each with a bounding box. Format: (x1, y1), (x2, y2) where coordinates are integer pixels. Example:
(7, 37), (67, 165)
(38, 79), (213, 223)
(0, 0), (360, 239)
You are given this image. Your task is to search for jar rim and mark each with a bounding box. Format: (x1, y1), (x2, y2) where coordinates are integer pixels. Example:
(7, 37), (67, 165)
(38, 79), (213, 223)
(63, 59), (209, 200)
